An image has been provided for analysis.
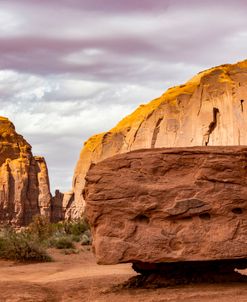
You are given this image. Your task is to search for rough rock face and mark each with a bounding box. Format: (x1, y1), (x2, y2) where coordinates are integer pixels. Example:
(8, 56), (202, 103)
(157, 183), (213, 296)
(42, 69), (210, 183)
(70, 59), (247, 217)
(51, 190), (74, 222)
(0, 116), (52, 226)
(84, 146), (247, 264)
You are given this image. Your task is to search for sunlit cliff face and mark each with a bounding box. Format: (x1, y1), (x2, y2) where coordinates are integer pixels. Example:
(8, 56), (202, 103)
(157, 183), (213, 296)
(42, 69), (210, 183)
(0, 117), (52, 226)
(69, 59), (247, 218)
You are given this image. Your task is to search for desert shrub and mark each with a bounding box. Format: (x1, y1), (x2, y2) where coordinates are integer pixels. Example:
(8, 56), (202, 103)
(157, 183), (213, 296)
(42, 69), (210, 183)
(84, 229), (92, 239)
(0, 216), (92, 258)
(81, 234), (91, 245)
(27, 215), (53, 241)
(51, 236), (75, 249)
(71, 234), (81, 242)
(62, 218), (89, 236)
(0, 237), (8, 257)
(0, 228), (52, 262)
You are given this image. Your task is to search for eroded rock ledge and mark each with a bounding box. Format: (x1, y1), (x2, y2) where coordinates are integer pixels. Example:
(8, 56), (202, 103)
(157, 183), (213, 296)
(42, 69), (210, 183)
(84, 146), (247, 267)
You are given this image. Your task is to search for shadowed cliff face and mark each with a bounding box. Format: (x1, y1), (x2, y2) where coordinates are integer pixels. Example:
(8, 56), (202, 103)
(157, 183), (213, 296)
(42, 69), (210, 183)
(0, 117), (52, 226)
(68, 59), (247, 218)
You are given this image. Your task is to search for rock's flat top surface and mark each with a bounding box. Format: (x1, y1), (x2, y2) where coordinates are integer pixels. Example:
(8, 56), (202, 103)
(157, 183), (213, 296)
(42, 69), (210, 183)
(71, 59), (247, 217)
(85, 146), (247, 264)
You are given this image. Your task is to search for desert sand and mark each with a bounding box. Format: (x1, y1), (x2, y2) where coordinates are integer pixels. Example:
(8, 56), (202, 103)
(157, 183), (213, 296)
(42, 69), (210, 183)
(0, 247), (247, 302)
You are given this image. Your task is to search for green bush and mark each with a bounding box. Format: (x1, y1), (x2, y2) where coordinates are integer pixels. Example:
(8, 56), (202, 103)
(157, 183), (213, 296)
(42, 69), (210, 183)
(0, 229), (52, 262)
(0, 216), (92, 259)
(51, 236), (75, 249)
(0, 237), (8, 257)
(71, 234), (81, 242)
(27, 215), (53, 241)
(62, 218), (89, 236)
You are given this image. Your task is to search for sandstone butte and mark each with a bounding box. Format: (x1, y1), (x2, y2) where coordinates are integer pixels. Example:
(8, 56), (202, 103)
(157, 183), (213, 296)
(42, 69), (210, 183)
(0, 116), (54, 226)
(68, 59), (247, 218)
(84, 147), (247, 268)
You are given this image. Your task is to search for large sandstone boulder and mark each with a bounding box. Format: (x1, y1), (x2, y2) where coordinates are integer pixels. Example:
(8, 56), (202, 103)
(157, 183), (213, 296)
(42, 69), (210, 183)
(84, 146), (247, 265)
(0, 116), (52, 226)
(70, 59), (247, 217)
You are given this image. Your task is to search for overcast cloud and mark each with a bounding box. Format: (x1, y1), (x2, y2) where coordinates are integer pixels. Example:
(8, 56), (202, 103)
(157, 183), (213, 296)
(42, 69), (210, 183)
(0, 0), (247, 192)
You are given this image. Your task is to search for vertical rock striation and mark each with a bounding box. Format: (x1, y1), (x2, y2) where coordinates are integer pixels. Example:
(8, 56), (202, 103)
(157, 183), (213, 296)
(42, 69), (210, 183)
(0, 116), (52, 226)
(51, 190), (74, 222)
(69, 59), (247, 217)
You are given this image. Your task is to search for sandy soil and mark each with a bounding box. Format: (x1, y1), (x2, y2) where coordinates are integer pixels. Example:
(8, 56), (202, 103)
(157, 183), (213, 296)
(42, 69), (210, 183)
(1, 246), (247, 302)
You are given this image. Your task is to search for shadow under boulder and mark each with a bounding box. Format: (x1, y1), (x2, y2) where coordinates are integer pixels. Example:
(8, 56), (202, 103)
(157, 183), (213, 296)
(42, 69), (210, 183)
(84, 147), (247, 287)
(123, 259), (247, 288)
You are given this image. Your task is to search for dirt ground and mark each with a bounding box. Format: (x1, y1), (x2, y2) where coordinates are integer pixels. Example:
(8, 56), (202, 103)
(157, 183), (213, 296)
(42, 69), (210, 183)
(1, 247), (247, 302)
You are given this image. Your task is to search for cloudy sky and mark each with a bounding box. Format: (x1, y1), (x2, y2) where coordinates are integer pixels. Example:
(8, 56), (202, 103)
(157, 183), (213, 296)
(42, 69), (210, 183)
(0, 0), (247, 193)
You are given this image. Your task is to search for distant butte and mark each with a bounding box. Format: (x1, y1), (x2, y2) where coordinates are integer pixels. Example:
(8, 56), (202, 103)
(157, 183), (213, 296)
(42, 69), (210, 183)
(0, 117), (55, 226)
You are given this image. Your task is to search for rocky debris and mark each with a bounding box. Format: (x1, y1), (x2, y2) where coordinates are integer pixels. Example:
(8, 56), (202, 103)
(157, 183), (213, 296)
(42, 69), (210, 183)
(0, 116), (52, 226)
(84, 146), (247, 266)
(70, 59), (247, 217)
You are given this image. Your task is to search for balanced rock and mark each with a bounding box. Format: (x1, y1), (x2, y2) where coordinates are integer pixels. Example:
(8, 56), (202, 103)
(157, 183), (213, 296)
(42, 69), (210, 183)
(71, 59), (247, 217)
(84, 146), (247, 265)
(0, 117), (52, 226)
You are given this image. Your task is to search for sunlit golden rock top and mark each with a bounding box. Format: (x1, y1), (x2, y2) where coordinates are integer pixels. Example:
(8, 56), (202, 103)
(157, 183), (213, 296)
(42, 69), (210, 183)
(69, 58), (247, 218)
(83, 59), (247, 153)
